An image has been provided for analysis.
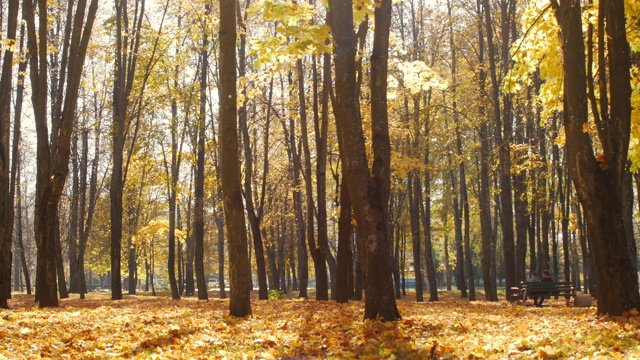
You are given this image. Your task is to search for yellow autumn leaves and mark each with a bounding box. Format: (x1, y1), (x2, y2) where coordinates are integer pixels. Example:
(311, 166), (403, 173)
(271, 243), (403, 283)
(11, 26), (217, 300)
(1, 292), (640, 359)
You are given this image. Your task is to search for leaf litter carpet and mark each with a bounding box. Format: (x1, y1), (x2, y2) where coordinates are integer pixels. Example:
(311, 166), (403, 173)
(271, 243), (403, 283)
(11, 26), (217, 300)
(1, 291), (639, 359)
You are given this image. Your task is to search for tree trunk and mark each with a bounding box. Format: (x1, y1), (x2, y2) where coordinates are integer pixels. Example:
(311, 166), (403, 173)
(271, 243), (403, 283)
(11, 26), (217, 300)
(408, 173), (423, 302)
(336, 172), (353, 303)
(211, 134), (226, 298)
(448, 162), (466, 297)
(316, 42), (335, 299)
(236, 0), (268, 301)
(167, 119), (181, 300)
(185, 169), (195, 296)
(332, 0), (399, 321)
(278, 219), (287, 292)
(194, 6), (209, 300)
(0, 0), (20, 308)
(11, 21), (29, 297)
(551, 0), (640, 315)
(67, 129), (80, 294)
(297, 59), (328, 301)
(220, 0), (251, 317)
(513, 110), (528, 285)
(74, 111), (101, 299)
(284, 103), (309, 299)
(16, 160), (30, 294)
(55, 219), (68, 298)
(392, 219), (402, 298)
(25, 0), (98, 307)
(476, 0), (496, 301)
(111, 0), (143, 301)
(483, 0), (516, 294)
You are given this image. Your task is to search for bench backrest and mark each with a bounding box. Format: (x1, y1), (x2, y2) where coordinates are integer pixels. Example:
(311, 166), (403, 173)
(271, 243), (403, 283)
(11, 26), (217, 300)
(521, 281), (572, 289)
(521, 281), (575, 294)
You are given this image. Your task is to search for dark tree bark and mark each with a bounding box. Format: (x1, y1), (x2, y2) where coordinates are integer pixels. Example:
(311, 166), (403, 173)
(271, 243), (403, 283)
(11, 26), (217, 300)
(446, 0), (474, 301)
(215, 206), (227, 299)
(420, 167), (438, 302)
(237, 0), (269, 301)
(220, 0), (252, 317)
(483, 0), (517, 294)
(390, 192), (402, 300)
(282, 95), (309, 299)
(111, 0), (144, 300)
(335, 5), (367, 306)
(25, 0), (98, 307)
(164, 75), (185, 301)
(267, 225), (279, 291)
(297, 58), (329, 301)
(408, 173), (423, 302)
(184, 168), (195, 296)
(316, 32), (336, 299)
(0, 0), (19, 308)
(194, 3), (210, 301)
(210, 134), (226, 299)
(54, 218), (68, 298)
(448, 153), (466, 297)
(68, 118), (81, 294)
(10, 19), (29, 296)
(74, 103), (102, 299)
(278, 217), (287, 292)
(335, 169), (353, 303)
(178, 206), (183, 295)
(513, 107), (529, 285)
(314, 57), (335, 298)
(16, 159), (31, 294)
(558, 162), (571, 281)
(332, 0), (400, 321)
(476, 0), (496, 301)
(551, 0), (640, 315)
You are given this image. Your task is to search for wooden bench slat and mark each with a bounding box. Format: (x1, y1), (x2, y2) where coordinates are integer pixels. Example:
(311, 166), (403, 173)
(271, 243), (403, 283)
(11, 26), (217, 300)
(516, 281), (576, 304)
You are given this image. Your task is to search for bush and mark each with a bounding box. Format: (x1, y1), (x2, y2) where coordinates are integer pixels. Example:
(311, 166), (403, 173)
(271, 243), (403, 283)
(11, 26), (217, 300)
(268, 289), (286, 300)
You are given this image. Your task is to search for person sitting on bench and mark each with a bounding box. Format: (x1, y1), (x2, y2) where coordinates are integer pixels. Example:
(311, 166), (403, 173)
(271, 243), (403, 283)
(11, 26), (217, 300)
(535, 270), (554, 307)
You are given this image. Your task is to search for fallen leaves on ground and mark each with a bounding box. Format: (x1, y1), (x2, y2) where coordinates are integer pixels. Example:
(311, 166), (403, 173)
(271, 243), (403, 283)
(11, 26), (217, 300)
(1, 291), (639, 359)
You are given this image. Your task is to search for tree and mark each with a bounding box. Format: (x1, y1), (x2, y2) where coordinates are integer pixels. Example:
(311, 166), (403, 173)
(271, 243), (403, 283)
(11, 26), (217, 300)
(238, 0), (269, 301)
(482, 0), (517, 295)
(111, 0), (144, 300)
(408, 172), (424, 302)
(9, 18), (29, 296)
(297, 57), (329, 301)
(550, 0), (640, 315)
(332, 0), (400, 321)
(0, 0), (20, 308)
(447, 0), (475, 301)
(475, 0), (497, 302)
(193, 1), (212, 301)
(25, 0), (99, 307)
(220, 0), (252, 317)
(161, 60), (186, 300)
(111, 0), (167, 298)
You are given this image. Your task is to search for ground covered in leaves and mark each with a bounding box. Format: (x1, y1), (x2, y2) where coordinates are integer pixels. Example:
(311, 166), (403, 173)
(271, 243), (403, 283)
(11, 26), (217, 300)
(1, 291), (639, 359)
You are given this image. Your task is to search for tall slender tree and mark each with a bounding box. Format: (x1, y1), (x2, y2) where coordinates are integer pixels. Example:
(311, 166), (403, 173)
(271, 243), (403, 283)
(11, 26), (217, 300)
(220, 0), (252, 317)
(0, 0), (20, 308)
(238, 0), (269, 301)
(332, 0), (400, 320)
(24, 0), (99, 307)
(193, 1), (211, 301)
(111, 0), (144, 300)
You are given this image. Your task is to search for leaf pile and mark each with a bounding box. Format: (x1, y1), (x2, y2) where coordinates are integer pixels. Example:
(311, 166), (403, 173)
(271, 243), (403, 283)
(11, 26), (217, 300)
(1, 292), (639, 359)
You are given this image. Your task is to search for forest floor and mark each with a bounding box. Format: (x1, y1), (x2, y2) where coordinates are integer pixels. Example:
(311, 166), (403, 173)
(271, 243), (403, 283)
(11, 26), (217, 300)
(1, 290), (638, 359)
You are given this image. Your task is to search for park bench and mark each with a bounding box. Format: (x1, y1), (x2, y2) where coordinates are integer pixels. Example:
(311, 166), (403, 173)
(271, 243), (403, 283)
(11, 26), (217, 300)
(509, 281), (576, 305)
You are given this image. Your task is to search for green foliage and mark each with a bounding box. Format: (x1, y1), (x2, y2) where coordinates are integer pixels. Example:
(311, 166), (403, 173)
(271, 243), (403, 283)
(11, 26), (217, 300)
(268, 289), (286, 300)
